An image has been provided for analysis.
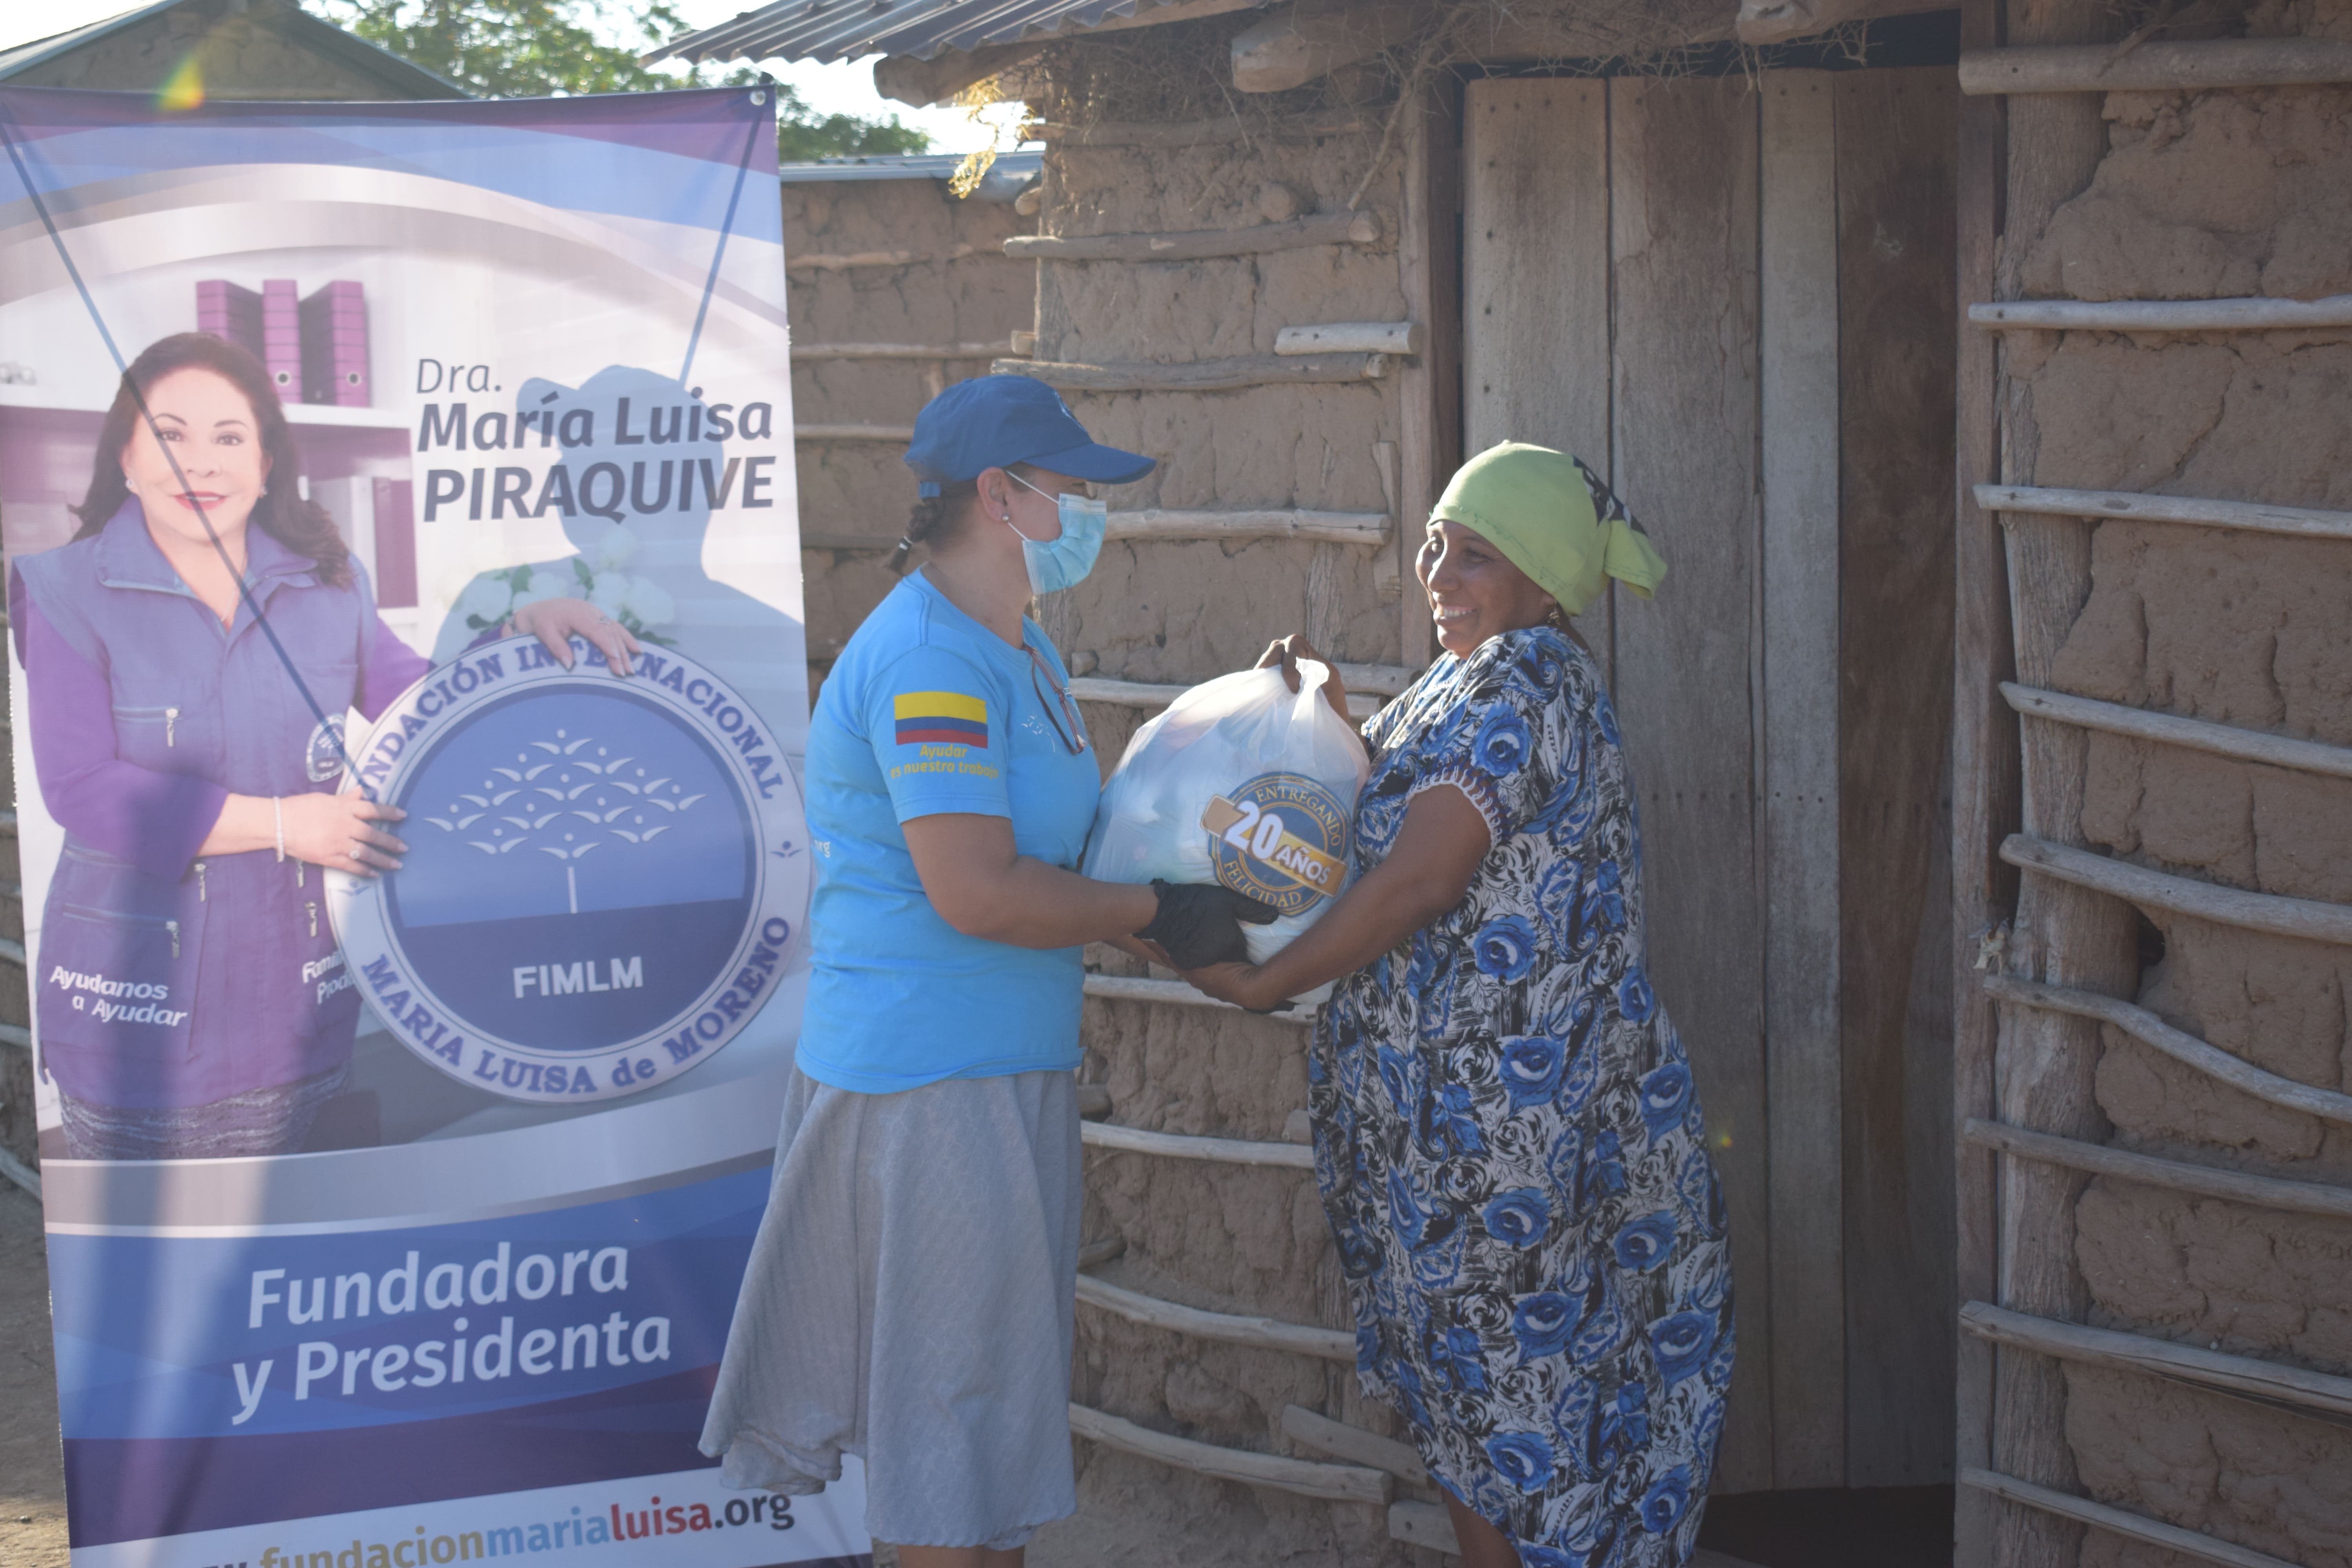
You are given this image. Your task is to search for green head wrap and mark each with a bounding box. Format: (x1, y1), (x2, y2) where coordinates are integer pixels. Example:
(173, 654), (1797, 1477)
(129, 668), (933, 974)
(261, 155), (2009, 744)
(1429, 442), (1667, 617)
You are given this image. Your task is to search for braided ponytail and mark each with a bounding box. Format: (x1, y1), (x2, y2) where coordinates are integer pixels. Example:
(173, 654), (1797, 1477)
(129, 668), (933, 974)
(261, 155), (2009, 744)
(889, 478), (978, 574)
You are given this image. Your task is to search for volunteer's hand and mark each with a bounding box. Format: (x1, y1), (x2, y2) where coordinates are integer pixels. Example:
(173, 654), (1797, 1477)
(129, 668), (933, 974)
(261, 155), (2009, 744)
(282, 791), (407, 876)
(1255, 633), (1352, 726)
(1135, 879), (1280, 970)
(510, 595), (641, 677)
(1177, 960), (1291, 1014)
(1106, 933), (1176, 968)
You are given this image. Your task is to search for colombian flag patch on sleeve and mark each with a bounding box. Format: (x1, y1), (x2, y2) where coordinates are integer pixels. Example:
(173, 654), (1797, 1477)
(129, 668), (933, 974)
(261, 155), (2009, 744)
(893, 691), (988, 747)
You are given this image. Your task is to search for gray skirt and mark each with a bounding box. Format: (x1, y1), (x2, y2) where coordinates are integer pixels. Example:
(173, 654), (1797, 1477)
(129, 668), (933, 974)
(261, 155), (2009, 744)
(700, 1063), (1082, 1551)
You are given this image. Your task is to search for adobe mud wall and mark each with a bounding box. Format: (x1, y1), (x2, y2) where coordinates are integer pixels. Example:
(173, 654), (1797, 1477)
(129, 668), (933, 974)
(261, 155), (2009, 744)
(2002, 1), (2352, 1557)
(1034, 112), (1441, 1565)
(784, 174), (1035, 681)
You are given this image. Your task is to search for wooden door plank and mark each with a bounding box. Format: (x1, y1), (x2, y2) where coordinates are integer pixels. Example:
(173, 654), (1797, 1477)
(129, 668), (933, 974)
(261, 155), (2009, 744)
(1463, 77), (1615, 685)
(1758, 67), (1846, 1492)
(1396, 81), (1459, 672)
(1607, 73), (1770, 1493)
(1833, 64), (1963, 1490)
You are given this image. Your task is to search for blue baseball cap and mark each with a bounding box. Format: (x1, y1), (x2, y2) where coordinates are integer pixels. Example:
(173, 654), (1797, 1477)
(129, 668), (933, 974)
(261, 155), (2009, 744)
(903, 374), (1154, 496)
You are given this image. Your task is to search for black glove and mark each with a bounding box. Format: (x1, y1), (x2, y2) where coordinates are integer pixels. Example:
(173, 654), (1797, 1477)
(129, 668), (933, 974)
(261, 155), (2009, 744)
(1135, 879), (1281, 970)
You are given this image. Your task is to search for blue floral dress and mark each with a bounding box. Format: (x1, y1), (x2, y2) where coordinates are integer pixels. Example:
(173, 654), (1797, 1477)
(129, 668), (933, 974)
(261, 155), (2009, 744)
(1310, 626), (1735, 1566)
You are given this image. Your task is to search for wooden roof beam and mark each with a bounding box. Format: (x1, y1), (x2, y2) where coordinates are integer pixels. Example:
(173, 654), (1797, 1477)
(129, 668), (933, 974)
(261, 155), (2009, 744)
(1737, 0), (1957, 46)
(1230, 0), (1428, 93)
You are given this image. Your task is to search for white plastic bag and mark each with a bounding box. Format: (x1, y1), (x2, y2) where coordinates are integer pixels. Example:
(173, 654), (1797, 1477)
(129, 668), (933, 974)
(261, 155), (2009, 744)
(1084, 661), (1370, 1002)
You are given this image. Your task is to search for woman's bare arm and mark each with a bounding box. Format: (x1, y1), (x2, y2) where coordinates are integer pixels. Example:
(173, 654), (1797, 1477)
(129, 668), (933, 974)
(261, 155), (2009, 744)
(902, 813), (1159, 949)
(1180, 785), (1490, 1009)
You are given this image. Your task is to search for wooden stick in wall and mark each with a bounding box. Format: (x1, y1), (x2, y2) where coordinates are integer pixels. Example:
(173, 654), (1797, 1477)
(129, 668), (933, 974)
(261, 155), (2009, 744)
(1005, 209), (1381, 263)
(1075, 1275), (1354, 1361)
(2000, 833), (2352, 946)
(1067, 1403), (1392, 1505)
(2000, 682), (2352, 781)
(1961, 1118), (2352, 1220)
(1985, 975), (2352, 1123)
(1976, 484), (2352, 543)
(1105, 509), (1389, 545)
(1961, 1469), (2304, 1568)
(787, 243), (998, 271)
(1958, 37), (2352, 96)
(793, 425), (916, 442)
(1279, 1405), (1430, 1483)
(791, 342), (1021, 361)
(1969, 294), (2352, 331)
(1274, 322), (1422, 356)
(1081, 1119), (1317, 1170)
(1962, 1300), (2352, 1420)
(994, 352), (1387, 393)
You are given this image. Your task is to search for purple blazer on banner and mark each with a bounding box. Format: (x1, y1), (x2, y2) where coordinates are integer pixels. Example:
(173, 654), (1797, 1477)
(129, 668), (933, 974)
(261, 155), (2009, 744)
(12, 502), (429, 1109)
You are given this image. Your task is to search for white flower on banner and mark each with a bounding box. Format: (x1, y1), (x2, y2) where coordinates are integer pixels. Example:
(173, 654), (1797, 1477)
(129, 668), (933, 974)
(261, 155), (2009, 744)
(455, 575), (515, 626)
(589, 571), (632, 618)
(515, 566), (576, 608)
(625, 575), (675, 627)
(589, 523), (641, 573)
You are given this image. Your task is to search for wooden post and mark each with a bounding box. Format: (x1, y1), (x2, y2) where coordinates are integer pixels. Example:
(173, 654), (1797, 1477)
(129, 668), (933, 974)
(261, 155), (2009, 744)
(1949, 0), (2010, 1555)
(1757, 67), (1846, 1492)
(1985, 0), (2129, 1555)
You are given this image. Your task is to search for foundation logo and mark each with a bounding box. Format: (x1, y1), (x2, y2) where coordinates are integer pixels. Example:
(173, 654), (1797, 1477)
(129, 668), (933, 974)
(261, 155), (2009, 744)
(328, 636), (809, 1103)
(1201, 771), (1351, 916)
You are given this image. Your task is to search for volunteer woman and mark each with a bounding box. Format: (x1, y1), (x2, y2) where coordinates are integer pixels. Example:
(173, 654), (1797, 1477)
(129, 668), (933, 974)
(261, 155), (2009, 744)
(11, 332), (633, 1161)
(701, 375), (1270, 1566)
(1184, 443), (1735, 1568)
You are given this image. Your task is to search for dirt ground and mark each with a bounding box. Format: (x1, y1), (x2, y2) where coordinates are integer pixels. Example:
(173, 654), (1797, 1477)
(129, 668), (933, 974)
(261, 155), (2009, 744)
(2, 1185), (67, 1568)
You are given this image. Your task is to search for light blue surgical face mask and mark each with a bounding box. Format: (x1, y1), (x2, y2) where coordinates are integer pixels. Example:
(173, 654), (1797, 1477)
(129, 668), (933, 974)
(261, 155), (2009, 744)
(1005, 472), (1107, 595)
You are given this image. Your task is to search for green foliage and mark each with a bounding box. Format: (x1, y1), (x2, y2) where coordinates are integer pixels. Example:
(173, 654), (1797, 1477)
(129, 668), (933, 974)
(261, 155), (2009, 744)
(312, 0), (930, 156)
(777, 107), (929, 160)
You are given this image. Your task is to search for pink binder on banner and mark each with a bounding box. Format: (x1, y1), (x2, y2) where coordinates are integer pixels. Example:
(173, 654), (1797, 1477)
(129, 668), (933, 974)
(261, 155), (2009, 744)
(299, 280), (370, 407)
(260, 278), (302, 401)
(195, 279), (263, 359)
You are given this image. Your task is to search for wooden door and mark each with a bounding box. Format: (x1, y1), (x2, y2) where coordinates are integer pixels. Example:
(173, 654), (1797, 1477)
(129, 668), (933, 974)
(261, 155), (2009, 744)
(1461, 66), (1959, 1494)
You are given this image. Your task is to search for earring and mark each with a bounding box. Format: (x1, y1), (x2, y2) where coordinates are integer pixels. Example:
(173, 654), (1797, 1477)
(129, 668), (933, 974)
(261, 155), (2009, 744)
(259, 485), (269, 497)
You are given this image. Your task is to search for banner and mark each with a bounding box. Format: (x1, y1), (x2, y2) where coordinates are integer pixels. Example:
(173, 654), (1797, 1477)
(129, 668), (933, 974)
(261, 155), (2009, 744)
(0, 84), (865, 1564)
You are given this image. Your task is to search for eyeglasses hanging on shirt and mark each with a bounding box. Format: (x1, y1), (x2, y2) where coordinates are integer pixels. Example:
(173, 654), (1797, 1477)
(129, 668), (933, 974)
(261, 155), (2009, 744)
(1026, 644), (1089, 757)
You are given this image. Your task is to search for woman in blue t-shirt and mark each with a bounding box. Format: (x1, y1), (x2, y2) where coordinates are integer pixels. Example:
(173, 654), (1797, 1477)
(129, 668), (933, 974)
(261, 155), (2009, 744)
(702, 376), (1270, 1564)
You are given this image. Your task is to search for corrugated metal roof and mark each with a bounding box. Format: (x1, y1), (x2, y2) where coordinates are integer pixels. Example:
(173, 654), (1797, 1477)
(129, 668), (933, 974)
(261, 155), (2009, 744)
(648, 0), (1211, 65)
(778, 149), (1041, 200)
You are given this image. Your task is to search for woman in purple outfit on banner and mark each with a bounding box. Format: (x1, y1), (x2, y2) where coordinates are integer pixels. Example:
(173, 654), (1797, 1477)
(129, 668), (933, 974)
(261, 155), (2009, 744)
(11, 332), (632, 1161)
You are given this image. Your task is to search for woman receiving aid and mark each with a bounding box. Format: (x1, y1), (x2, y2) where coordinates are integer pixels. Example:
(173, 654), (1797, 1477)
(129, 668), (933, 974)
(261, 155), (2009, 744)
(11, 332), (632, 1161)
(700, 375), (1274, 1566)
(1183, 443), (1736, 1568)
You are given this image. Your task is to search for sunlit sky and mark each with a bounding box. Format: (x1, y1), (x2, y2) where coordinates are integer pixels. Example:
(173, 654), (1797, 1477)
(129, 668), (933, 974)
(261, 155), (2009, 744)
(1, 0), (1028, 152)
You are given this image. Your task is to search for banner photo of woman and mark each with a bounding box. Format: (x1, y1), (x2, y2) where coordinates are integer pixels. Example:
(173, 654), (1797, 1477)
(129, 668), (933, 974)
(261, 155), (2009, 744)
(0, 83), (866, 1566)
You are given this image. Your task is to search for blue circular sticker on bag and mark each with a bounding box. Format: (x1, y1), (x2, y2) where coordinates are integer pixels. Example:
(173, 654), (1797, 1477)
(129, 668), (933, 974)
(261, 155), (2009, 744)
(328, 636), (808, 1103)
(1201, 771), (1351, 916)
